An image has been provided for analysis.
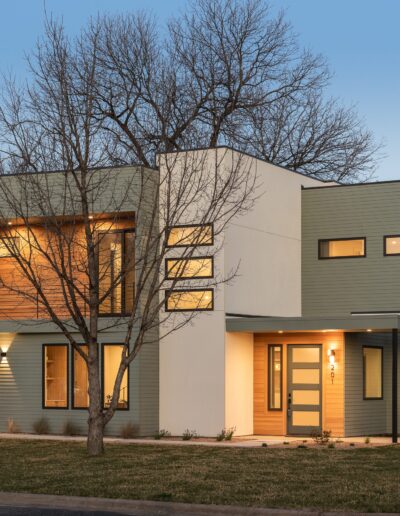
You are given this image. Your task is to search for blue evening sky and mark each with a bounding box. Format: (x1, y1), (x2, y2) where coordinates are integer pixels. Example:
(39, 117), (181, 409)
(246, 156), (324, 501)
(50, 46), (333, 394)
(0, 0), (398, 180)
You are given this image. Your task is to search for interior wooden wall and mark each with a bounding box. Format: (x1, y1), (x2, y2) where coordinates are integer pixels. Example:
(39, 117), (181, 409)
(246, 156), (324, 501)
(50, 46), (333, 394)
(254, 331), (345, 436)
(0, 218), (134, 320)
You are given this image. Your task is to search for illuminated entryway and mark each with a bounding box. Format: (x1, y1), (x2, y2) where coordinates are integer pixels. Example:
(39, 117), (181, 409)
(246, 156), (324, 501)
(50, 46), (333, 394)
(287, 345), (322, 435)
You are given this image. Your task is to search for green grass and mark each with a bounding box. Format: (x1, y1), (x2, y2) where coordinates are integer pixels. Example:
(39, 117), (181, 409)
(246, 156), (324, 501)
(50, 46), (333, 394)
(0, 439), (399, 512)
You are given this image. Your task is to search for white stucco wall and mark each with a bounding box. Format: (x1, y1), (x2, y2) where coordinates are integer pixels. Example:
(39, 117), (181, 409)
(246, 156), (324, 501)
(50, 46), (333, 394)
(224, 157), (322, 317)
(225, 331), (254, 435)
(159, 148), (325, 436)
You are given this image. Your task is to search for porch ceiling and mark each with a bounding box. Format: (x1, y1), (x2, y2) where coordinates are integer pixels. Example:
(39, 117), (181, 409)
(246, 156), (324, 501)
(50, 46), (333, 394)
(225, 314), (400, 333)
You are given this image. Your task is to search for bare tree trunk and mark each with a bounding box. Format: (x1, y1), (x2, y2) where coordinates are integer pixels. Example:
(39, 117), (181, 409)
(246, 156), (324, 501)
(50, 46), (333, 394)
(87, 343), (104, 456)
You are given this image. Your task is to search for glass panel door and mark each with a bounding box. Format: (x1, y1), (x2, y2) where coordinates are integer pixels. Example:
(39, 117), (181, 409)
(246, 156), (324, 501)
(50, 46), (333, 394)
(287, 345), (322, 435)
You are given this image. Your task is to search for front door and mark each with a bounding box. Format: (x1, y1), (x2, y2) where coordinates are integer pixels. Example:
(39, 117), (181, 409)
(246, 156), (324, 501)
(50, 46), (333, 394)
(287, 345), (322, 435)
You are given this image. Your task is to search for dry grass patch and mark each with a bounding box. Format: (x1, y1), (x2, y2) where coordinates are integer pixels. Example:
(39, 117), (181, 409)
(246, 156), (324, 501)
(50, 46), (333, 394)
(0, 439), (399, 512)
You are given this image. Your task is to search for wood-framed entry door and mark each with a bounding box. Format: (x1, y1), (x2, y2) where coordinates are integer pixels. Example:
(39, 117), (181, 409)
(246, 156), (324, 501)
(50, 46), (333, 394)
(287, 344), (322, 435)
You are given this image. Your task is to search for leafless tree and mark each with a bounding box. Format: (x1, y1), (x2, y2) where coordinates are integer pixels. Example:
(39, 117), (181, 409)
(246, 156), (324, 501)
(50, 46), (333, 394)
(0, 18), (256, 456)
(85, 0), (380, 182)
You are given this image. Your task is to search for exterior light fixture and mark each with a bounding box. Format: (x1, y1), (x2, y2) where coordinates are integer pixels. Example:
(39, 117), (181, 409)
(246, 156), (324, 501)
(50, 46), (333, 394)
(0, 350), (6, 362)
(7, 221), (12, 226)
(88, 215), (94, 220)
(366, 329), (372, 332)
(328, 349), (336, 384)
(278, 330), (283, 334)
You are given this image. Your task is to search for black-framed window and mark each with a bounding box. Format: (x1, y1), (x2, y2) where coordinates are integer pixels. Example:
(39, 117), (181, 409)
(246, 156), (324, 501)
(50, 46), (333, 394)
(363, 346), (383, 400)
(102, 344), (129, 410)
(98, 229), (135, 316)
(166, 224), (213, 247)
(384, 235), (400, 256)
(165, 288), (214, 312)
(43, 344), (69, 409)
(318, 238), (366, 259)
(268, 344), (282, 411)
(165, 256), (213, 280)
(72, 345), (89, 409)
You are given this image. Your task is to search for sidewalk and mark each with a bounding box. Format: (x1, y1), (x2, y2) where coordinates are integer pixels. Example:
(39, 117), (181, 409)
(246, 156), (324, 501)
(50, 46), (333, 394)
(0, 492), (396, 516)
(0, 432), (393, 447)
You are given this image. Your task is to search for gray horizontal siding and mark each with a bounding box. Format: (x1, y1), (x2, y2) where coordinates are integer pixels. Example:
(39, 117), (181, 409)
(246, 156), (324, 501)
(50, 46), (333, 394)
(302, 183), (400, 316)
(0, 330), (158, 437)
(344, 332), (400, 436)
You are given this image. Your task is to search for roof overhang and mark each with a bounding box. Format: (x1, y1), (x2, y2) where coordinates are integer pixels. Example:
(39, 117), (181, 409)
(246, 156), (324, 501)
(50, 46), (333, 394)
(225, 314), (400, 333)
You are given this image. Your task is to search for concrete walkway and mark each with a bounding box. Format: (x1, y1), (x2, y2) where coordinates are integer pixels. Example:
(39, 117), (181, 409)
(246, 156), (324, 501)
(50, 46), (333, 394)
(0, 493), (396, 516)
(0, 432), (394, 447)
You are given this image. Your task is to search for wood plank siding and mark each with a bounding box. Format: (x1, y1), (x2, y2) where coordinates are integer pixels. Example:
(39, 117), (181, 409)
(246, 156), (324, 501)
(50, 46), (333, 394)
(254, 332), (345, 436)
(0, 218), (134, 320)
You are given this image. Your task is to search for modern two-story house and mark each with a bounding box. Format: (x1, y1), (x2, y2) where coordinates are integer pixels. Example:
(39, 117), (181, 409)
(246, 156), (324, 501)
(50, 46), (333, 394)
(0, 147), (398, 441)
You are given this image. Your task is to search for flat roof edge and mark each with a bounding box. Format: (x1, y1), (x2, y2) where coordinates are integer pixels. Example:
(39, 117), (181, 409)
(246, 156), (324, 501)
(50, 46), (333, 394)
(226, 314), (400, 333)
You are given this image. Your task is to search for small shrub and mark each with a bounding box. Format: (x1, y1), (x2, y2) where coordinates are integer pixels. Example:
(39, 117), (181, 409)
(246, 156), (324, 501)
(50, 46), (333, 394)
(302, 439), (307, 443)
(182, 429), (197, 441)
(216, 429), (225, 441)
(349, 442), (355, 447)
(311, 429), (331, 445)
(335, 439), (343, 444)
(154, 429), (170, 440)
(7, 417), (20, 434)
(261, 442), (268, 447)
(364, 437), (370, 444)
(224, 426), (235, 441)
(120, 422), (139, 439)
(297, 444), (307, 449)
(283, 441), (290, 445)
(33, 417), (50, 435)
(62, 421), (80, 436)
(216, 426), (236, 441)
(327, 443), (335, 449)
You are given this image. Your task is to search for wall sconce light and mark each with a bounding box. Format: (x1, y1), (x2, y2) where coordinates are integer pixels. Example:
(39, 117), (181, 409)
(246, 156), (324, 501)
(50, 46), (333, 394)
(0, 350), (7, 363)
(328, 349), (336, 384)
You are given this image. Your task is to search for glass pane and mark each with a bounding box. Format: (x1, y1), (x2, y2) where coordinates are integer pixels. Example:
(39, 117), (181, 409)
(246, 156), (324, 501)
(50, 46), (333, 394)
(44, 345), (67, 408)
(167, 257), (213, 279)
(292, 411), (320, 426)
(167, 225), (213, 247)
(268, 345), (282, 409)
(293, 390), (320, 405)
(0, 236), (19, 257)
(292, 347), (320, 363)
(124, 232), (135, 312)
(99, 233), (123, 314)
(103, 345), (128, 409)
(166, 290), (213, 311)
(320, 239), (365, 258)
(385, 236), (400, 255)
(363, 347), (382, 398)
(73, 346), (89, 408)
(292, 369), (320, 384)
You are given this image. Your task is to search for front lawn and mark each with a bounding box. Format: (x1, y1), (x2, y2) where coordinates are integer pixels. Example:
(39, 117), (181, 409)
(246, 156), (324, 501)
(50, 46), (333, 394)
(0, 439), (399, 512)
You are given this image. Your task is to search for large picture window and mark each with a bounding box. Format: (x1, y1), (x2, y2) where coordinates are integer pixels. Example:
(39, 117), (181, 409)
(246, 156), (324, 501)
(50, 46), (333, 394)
(72, 345), (89, 409)
(268, 345), (282, 410)
(167, 224), (213, 247)
(102, 344), (129, 410)
(98, 229), (135, 316)
(319, 238), (366, 259)
(165, 289), (214, 312)
(363, 346), (383, 399)
(43, 344), (68, 408)
(165, 257), (213, 279)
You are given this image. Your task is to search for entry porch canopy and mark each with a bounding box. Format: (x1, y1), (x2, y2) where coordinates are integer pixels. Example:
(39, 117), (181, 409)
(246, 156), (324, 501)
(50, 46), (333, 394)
(226, 314), (399, 443)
